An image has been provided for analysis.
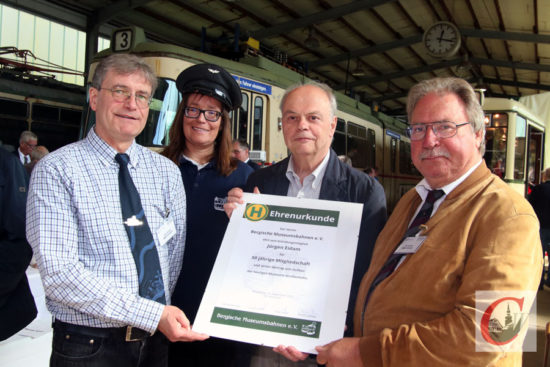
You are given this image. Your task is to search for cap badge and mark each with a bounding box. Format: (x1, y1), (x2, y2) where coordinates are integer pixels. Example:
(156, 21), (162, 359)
(215, 89), (225, 97)
(208, 68), (220, 74)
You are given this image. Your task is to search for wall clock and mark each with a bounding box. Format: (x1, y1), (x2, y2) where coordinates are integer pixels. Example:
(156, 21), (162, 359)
(423, 21), (461, 58)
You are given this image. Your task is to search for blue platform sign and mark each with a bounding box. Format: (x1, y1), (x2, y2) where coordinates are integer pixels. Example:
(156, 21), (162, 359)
(233, 76), (272, 95)
(386, 129), (401, 139)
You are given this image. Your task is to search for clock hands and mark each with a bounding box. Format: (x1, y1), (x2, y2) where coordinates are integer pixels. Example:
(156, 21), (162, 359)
(437, 29), (455, 43)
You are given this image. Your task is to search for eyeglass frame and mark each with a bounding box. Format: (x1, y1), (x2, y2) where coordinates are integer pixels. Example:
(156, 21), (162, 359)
(97, 86), (152, 109)
(406, 121), (471, 141)
(184, 106), (222, 122)
(23, 141), (37, 149)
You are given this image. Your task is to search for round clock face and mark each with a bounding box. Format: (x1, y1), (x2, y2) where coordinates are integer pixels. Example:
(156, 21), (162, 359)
(423, 21), (461, 58)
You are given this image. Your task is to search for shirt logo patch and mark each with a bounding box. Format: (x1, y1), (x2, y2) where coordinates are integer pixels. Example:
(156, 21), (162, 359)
(214, 196), (227, 211)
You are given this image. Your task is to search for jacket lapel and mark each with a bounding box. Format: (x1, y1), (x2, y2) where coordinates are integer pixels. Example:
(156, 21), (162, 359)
(319, 150), (346, 201)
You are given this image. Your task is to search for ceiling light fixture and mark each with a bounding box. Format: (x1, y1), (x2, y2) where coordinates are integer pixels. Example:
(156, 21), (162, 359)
(351, 60), (365, 77)
(304, 27), (320, 49)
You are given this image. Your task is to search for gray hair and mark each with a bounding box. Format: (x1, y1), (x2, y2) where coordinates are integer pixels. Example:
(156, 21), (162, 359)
(280, 81), (337, 118)
(407, 77), (486, 155)
(91, 53), (158, 94)
(19, 130), (37, 143)
(543, 167), (550, 182)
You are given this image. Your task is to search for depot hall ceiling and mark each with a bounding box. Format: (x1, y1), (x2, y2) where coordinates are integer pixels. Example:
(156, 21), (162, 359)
(3, 0), (550, 115)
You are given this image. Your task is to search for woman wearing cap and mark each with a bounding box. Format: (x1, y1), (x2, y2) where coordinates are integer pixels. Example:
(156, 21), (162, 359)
(162, 63), (253, 366)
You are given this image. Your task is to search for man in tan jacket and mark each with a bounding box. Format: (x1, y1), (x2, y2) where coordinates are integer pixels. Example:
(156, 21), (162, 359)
(276, 77), (542, 366)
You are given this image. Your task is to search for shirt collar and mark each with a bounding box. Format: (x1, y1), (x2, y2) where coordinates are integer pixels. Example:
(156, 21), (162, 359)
(87, 126), (139, 168)
(180, 154), (213, 170)
(17, 148), (26, 161)
(415, 159), (483, 199)
(286, 151), (330, 190)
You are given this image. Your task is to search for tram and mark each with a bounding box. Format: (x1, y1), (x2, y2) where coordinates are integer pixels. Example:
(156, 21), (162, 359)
(0, 69), (86, 151)
(81, 27), (420, 210)
(482, 97), (547, 197)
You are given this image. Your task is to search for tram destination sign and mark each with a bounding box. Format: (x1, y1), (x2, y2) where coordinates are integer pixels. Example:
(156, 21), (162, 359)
(233, 76), (272, 95)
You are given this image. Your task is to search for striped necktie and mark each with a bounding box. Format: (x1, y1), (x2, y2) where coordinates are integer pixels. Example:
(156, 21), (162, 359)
(368, 189), (445, 292)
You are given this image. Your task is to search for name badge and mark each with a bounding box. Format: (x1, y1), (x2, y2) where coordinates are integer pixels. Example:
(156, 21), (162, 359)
(394, 236), (426, 255)
(157, 217), (176, 247)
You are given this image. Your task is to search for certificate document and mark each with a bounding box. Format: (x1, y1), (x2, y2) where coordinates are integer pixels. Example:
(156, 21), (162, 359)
(193, 193), (363, 353)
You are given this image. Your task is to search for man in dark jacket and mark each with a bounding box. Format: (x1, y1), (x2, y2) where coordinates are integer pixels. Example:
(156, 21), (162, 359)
(0, 147), (37, 340)
(225, 82), (387, 356)
(529, 167), (550, 288)
(232, 138), (261, 171)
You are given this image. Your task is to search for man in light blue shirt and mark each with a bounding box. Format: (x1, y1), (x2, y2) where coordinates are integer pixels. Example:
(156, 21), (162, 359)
(26, 53), (207, 367)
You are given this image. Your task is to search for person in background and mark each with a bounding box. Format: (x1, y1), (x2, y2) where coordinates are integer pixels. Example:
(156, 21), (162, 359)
(338, 154), (353, 166)
(232, 138), (261, 170)
(365, 166), (379, 180)
(0, 147), (37, 341)
(25, 145), (49, 175)
(529, 167), (550, 289)
(225, 81), (386, 366)
(15, 130), (37, 165)
(276, 77), (541, 367)
(162, 63), (253, 367)
(26, 53), (207, 367)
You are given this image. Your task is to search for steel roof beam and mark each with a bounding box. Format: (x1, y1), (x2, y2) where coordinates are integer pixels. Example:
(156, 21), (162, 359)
(336, 58), (462, 90)
(92, 0), (154, 25)
(309, 34), (422, 68)
(251, 0), (397, 39)
(461, 28), (550, 43)
(311, 28), (550, 71)
(483, 78), (550, 92)
(472, 57), (550, 72)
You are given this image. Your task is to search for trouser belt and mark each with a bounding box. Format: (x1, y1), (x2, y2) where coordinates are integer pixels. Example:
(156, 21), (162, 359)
(53, 319), (152, 342)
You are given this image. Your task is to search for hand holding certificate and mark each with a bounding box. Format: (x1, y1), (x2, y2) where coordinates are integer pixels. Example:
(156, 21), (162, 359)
(193, 193), (363, 354)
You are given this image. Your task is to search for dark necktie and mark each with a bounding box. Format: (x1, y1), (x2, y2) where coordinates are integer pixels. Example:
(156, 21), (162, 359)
(368, 189), (445, 291)
(115, 153), (166, 304)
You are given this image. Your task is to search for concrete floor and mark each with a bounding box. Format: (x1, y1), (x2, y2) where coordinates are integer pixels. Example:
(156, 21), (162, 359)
(524, 288), (550, 367)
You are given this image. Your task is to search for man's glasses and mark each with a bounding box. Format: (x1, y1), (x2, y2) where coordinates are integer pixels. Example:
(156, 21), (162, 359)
(406, 121), (471, 141)
(184, 107), (222, 122)
(24, 142), (37, 149)
(99, 87), (152, 109)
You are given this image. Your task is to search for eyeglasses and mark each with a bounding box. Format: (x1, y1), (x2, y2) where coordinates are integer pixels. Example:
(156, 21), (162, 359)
(24, 141), (37, 149)
(406, 121), (471, 141)
(184, 107), (222, 122)
(98, 87), (152, 109)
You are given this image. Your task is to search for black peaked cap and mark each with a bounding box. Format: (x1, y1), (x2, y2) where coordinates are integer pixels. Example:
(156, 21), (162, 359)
(176, 63), (242, 110)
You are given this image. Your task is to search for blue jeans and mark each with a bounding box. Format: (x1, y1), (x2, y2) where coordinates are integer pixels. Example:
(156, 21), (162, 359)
(50, 321), (168, 367)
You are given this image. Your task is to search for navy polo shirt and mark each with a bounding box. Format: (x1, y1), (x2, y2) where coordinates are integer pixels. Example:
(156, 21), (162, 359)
(172, 157), (253, 321)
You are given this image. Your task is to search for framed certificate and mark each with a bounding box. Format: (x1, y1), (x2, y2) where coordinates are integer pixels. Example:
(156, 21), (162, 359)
(193, 193), (363, 353)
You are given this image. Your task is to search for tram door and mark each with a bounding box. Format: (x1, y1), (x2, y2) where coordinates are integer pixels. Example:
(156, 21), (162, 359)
(232, 91), (267, 159)
(527, 126), (544, 193)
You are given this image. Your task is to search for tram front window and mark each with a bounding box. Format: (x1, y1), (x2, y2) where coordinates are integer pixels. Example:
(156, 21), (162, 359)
(483, 112), (507, 179)
(148, 79), (181, 147)
(514, 116), (527, 181)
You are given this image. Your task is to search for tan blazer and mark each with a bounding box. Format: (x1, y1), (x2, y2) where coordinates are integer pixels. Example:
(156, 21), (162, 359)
(354, 162), (542, 366)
